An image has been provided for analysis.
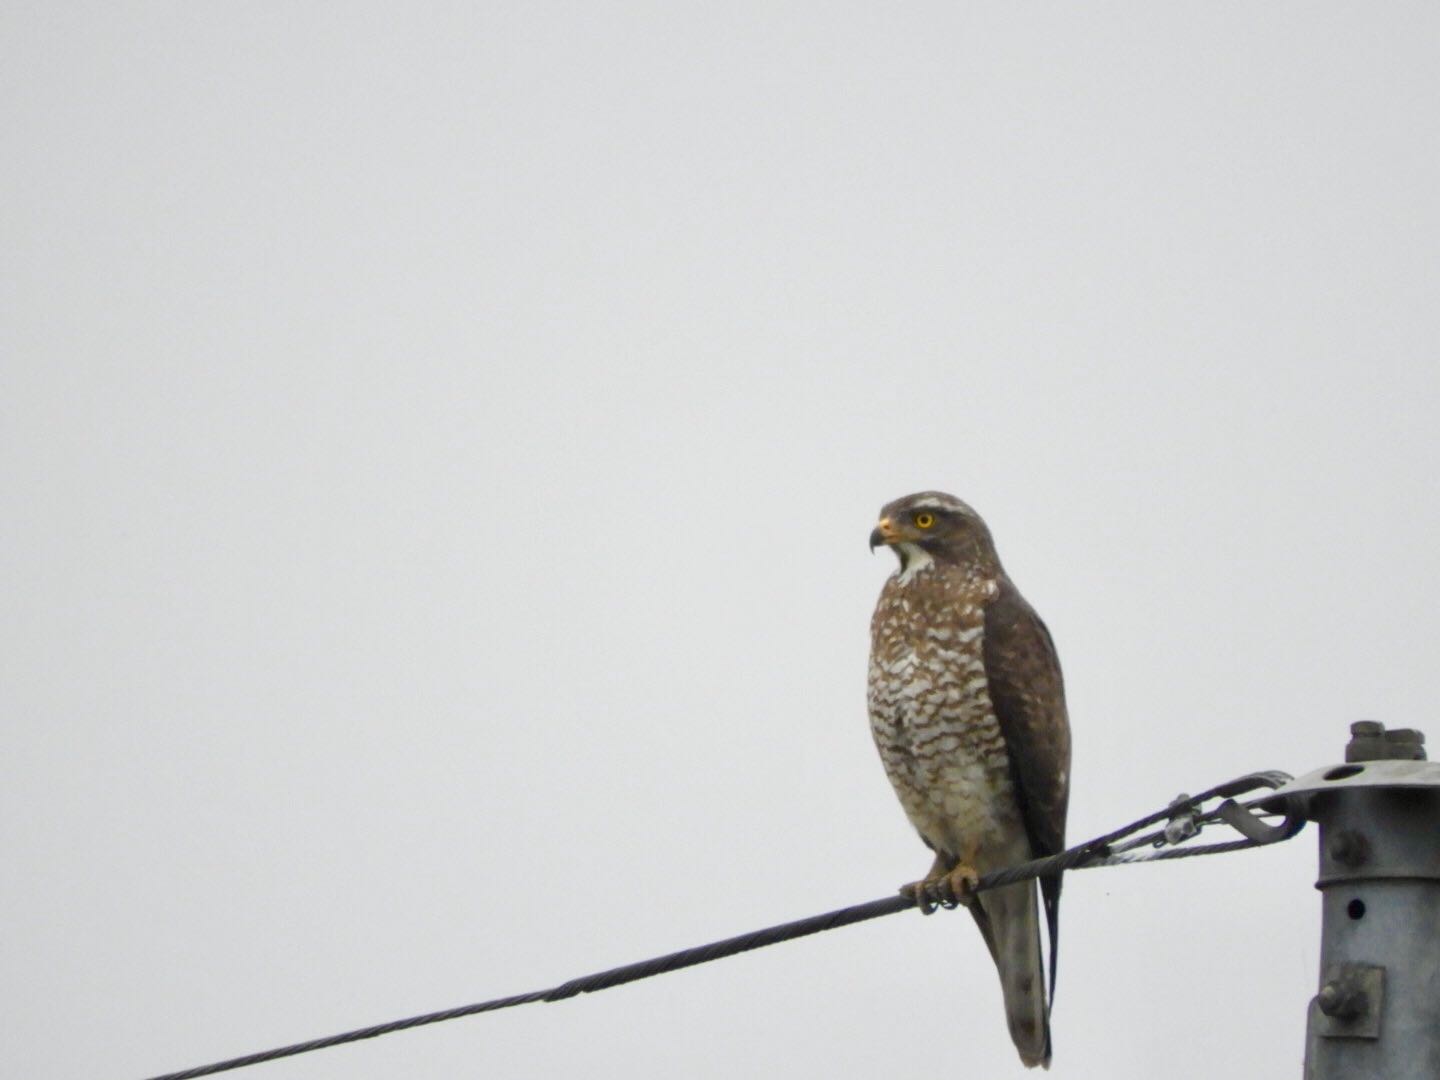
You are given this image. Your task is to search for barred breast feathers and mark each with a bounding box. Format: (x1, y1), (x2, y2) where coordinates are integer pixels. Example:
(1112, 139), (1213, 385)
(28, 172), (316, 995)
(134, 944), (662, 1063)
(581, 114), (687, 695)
(868, 561), (1017, 858)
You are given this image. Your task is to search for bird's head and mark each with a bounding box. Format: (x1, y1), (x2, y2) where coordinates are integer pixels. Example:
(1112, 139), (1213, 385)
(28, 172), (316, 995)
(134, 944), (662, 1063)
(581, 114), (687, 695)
(869, 491), (998, 574)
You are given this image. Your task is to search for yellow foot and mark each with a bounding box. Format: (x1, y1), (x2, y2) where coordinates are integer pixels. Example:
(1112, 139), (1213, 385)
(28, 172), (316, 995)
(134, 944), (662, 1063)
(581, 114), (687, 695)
(900, 861), (979, 913)
(899, 878), (939, 915)
(935, 863), (979, 908)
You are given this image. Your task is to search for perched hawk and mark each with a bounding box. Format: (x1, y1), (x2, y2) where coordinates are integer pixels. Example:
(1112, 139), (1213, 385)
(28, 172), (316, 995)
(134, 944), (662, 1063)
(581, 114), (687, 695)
(867, 491), (1071, 1069)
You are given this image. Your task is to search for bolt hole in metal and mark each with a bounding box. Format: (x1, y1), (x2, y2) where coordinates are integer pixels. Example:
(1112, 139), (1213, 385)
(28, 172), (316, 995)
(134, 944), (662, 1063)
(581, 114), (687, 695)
(1324, 764), (1365, 781)
(1347, 898), (1366, 920)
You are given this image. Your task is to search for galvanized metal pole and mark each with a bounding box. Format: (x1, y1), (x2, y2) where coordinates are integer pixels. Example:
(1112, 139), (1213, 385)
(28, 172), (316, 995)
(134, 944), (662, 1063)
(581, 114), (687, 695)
(1289, 722), (1440, 1079)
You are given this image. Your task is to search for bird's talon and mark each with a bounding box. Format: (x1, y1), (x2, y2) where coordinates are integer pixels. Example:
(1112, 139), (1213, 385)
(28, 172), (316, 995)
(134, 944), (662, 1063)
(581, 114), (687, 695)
(943, 864), (980, 907)
(900, 880), (938, 915)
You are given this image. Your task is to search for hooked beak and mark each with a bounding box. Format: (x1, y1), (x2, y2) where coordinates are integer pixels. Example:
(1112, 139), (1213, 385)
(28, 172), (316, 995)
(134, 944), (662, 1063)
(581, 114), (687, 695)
(869, 516), (898, 552)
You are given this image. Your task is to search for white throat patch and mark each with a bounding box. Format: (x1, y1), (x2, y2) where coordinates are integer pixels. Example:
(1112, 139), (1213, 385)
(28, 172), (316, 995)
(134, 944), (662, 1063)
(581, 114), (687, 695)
(895, 542), (935, 584)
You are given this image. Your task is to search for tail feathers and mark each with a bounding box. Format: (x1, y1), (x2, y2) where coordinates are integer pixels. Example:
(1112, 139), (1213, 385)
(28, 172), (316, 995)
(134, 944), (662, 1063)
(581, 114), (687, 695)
(972, 879), (1051, 1069)
(1041, 872), (1062, 1006)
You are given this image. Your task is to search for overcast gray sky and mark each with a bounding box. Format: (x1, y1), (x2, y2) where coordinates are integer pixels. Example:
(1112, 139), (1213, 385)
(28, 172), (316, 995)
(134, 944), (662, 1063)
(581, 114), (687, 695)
(5, 4), (1439, 1078)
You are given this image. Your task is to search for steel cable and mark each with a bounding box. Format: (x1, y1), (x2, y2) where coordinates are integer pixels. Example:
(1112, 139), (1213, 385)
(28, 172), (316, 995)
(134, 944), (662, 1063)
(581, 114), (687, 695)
(143, 770), (1303, 1080)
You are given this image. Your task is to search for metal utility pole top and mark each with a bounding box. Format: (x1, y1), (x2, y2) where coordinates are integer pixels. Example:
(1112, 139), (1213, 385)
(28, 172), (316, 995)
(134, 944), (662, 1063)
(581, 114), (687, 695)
(1279, 722), (1440, 1080)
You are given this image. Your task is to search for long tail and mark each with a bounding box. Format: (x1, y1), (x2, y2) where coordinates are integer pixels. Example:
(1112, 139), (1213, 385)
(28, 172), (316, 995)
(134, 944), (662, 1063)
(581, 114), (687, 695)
(970, 879), (1051, 1068)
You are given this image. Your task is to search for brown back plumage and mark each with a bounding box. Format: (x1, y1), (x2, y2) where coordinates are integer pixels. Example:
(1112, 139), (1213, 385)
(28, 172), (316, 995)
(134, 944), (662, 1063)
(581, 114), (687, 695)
(982, 576), (1071, 1005)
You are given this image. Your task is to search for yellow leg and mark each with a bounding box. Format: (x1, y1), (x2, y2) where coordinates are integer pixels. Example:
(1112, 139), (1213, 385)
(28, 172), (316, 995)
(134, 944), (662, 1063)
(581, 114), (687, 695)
(935, 862), (980, 908)
(900, 849), (979, 913)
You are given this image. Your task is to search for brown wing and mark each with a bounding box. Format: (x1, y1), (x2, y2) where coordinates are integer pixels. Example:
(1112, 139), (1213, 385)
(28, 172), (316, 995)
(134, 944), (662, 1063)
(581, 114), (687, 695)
(983, 575), (1072, 1002)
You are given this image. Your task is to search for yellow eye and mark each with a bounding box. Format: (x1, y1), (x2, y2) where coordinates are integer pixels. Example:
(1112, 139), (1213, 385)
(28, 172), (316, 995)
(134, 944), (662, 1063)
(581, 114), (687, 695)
(914, 512), (935, 529)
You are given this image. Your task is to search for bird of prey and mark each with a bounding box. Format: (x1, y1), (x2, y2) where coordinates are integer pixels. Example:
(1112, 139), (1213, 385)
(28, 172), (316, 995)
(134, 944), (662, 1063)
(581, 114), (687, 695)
(867, 491), (1071, 1069)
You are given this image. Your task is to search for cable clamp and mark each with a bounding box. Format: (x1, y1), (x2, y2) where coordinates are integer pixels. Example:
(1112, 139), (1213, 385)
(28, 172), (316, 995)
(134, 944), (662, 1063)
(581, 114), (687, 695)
(1161, 793), (1202, 846)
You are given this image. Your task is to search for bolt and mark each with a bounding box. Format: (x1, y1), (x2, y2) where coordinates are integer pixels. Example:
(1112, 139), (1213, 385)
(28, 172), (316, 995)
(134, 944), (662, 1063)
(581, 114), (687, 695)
(1385, 728), (1427, 760)
(1328, 830), (1370, 869)
(1318, 980), (1367, 1021)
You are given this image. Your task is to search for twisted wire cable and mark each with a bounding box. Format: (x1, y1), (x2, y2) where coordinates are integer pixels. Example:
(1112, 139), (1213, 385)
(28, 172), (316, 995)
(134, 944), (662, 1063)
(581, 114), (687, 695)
(144, 770), (1302, 1080)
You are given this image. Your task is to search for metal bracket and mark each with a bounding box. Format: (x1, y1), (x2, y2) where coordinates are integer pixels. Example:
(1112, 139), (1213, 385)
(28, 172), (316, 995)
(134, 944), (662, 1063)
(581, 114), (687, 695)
(1311, 963), (1385, 1040)
(1214, 797), (1305, 845)
(1261, 758), (1440, 823)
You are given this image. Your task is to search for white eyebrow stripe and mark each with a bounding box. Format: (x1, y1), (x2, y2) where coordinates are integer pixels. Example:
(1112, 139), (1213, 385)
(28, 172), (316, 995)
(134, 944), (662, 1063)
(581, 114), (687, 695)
(909, 497), (967, 511)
